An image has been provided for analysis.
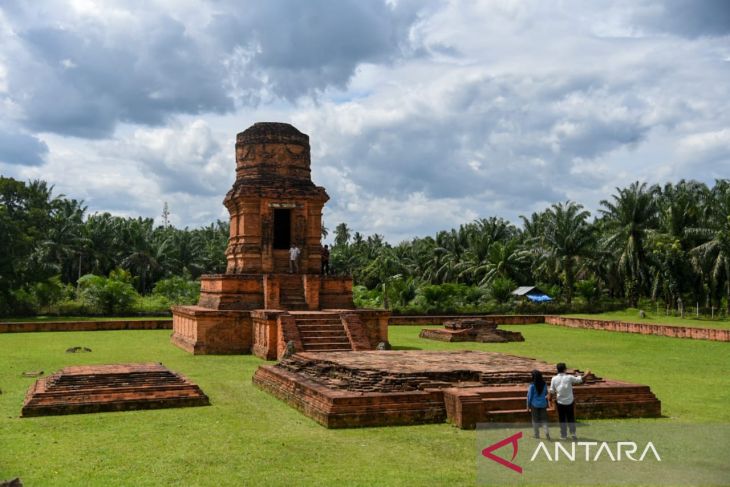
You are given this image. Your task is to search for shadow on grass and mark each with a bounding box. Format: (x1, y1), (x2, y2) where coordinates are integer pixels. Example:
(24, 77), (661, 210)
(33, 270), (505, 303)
(391, 345), (423, 350)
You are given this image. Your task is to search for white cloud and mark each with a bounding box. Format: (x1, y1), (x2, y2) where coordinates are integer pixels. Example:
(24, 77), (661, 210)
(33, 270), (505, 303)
(0, 0), (729, 241)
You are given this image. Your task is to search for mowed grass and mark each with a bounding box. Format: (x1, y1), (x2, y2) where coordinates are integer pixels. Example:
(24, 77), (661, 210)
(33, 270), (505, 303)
(0, 324), (727, 486)
(565, 308), (730, 329)
(0, 316), (170, 323)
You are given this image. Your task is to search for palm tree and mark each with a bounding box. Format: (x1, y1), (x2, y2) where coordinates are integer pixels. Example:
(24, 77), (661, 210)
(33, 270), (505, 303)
(650, 180), (707, 307)
(541, 201), (594, 304)
(334, 223), (351, 247)
(688, 180), (730, 312)
(599, 182), (660, 307)
(118, 218), (172, 293)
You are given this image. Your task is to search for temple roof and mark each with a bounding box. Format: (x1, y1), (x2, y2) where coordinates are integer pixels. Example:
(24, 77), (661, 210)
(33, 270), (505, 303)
(236, 122), (309, 146)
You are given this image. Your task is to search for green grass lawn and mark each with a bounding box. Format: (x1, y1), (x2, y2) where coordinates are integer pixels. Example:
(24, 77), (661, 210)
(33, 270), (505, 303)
(565, 308), (730, 329)
(1, 325), (728, 486)
(0, 315), (170, 323)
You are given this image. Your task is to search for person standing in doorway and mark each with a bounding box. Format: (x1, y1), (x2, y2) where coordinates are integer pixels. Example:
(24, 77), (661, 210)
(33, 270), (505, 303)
(526, 369), (550, 440)
(548, 363), (590, 440)
(321, 244), (330, 275)
(289, 243), (300, 273)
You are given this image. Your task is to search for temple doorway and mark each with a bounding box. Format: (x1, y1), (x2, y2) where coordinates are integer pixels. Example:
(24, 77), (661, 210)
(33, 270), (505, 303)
(273, 209), (291, 249)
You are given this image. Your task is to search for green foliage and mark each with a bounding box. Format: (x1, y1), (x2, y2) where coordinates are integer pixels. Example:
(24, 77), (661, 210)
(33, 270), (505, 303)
(134, 294), (173, 314)
(575, 278), (600, 304)
(152, 275), (200, 305)
(3, 175), (730, 316)
(353, 285), (383, 308)
(489, 276), (515, 303)
(410, 282), (485, 313)
(77, 270), (139, 314)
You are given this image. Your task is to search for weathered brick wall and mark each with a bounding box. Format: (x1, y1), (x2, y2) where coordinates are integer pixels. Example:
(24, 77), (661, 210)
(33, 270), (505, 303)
(545, 316), (730, 342)
(171, 307), (252, 354)
(354, 310), (390, 345)
(0, 319), (172, 333)
(388, 315), (545, 326)
(197, 274), (264, 310)
(319, 277), (354, 309)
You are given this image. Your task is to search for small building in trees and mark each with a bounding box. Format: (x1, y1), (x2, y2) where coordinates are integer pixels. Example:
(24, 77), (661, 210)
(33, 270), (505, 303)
(511, 286), (552, 302)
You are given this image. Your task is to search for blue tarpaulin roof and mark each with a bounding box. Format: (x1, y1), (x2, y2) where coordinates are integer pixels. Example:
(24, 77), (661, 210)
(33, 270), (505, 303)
(526, 294), (552, 302)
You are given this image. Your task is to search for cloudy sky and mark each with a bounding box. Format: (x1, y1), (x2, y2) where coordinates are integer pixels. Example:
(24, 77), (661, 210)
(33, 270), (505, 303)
(0, 0), (728, 243)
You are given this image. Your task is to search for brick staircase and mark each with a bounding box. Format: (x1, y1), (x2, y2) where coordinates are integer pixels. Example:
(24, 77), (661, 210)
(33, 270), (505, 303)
(443, 381), (661, 427)
(293, 312), (353, 352)
(479, 387), (545, 422)
(279, 275), (308, 310)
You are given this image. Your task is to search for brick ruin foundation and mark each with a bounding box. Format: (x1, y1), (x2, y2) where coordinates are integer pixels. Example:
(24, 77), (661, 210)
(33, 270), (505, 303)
(22, 363), (209, 417)
(419, 318), (525, 342)
(253, 350), (661, 429)
(171, 123), (388, 358)
(165, 123), (662, 432)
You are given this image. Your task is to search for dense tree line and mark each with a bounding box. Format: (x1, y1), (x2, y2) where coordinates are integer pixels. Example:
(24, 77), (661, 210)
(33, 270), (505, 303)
(0, 177), (228, 314)
(329, 179), (730, 314)
(1, 176), (728, 316)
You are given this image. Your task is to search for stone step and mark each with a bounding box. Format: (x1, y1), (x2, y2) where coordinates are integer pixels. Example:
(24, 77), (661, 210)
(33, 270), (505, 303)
(301, 336), (350, 345)
(299, 329), (349, 338)
(304, 342), (353, 351)
(575, 386), (653, 396)
(477, 388), (527, 398)
(296, 325), (345, 333)
(576, 394), (659, 404)
(485, 408), (533, 422)
(295, 318), (342, 325)
(481, 397), (530, 411)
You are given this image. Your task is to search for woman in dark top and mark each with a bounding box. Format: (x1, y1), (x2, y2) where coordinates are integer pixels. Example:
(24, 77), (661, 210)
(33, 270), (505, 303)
(526, 369), (550, 440)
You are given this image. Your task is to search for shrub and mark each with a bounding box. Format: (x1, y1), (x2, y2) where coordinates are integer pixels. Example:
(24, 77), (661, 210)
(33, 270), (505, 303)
(490, 277), (516, 303)
(53, 299), (90, 316)
(353, 285), (383, 308)
(77, 270), (139, 315)
(134, 294), (172, 314)
(152, 276), (200, 305)
(575, 278), (600, 304)
(31, 275), (73, 312)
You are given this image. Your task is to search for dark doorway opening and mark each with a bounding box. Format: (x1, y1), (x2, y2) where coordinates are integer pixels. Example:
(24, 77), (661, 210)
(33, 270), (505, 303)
(273, 209), (291, 249)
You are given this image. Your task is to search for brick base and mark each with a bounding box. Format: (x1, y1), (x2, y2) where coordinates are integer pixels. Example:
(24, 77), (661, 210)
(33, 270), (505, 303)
(22, 363), (210, 417)
(171, 306), (252, 354)
(253, 351), (661, 429)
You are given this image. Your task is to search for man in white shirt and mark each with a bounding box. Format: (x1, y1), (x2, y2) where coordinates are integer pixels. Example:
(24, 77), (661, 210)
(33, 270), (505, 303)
(548, 363), (591, 440)
(289, 244), (301, 273)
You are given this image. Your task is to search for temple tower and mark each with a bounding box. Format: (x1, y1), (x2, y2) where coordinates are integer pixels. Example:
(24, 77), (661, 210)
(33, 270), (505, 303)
(170, 122), (389, 358)
(224, 122), (327, 274)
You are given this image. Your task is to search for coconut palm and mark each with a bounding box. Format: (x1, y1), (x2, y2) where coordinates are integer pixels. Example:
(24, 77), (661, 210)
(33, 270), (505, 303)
(688, 180), (730, 311)
(599, 182), (660, 306)
(541, 201), (594, 303)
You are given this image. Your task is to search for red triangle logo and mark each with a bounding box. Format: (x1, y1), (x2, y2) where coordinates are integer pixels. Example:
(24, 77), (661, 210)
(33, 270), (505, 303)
(481, 431), (523, 474)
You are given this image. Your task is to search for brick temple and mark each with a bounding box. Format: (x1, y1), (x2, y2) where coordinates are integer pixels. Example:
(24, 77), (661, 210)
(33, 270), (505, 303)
(253, 351), (662, 429)
(22, 363), (209, 417)
(171, 123), (388, 358)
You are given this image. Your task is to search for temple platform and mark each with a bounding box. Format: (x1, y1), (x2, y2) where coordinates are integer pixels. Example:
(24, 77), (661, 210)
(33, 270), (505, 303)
(252, 350), (661, 429)
(22, 363), (210, 417)
(172, 305), (389, 359)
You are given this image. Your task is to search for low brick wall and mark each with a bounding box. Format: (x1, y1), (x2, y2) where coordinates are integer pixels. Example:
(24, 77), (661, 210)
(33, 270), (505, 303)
(0, 319), (172, 333)
(388, 315), (544, 326)
(545, 316), (730, 342)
